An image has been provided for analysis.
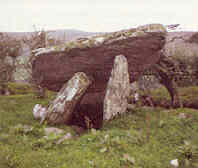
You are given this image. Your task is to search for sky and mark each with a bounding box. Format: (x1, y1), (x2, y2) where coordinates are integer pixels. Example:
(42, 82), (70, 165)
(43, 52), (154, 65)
(0, 0), (197, 32)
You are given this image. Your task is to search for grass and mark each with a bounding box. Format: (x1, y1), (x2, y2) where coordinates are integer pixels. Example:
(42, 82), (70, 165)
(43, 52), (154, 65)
(0, 83), (198, 168)
(7, 82), (34, 95)
(151, 86), (198, 108)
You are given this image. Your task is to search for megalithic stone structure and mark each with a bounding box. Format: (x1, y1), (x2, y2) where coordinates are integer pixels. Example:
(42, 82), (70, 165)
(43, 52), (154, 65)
(32, 24), (175, 128)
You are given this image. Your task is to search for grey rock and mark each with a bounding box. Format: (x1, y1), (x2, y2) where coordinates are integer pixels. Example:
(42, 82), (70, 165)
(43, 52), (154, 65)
(44, 127), (64, 136)
(45, 72), (92, 125)
(32, 104), (47, 123)
(103, 55), (130, 120)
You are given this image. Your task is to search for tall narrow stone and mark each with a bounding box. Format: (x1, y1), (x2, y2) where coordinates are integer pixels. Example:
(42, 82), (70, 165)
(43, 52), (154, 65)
(103, 55), (130, 120)
(44, 72), (92, 125)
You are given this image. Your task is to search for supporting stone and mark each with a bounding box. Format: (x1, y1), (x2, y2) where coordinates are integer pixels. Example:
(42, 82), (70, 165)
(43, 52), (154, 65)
(44, 72), (92, 125)
(103, 55), (130, 120)
(152, 55), (182, 108)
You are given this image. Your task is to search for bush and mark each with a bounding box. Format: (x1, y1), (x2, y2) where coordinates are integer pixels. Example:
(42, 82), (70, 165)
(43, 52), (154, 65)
(7, 82), (34, 95)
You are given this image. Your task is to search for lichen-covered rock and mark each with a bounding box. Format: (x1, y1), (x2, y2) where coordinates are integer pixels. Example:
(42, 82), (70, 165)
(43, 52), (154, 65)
(137, 24), (167, 33)
(32, 24), (166, 56)
(44, 72), (92, 125)
(103, 55), (130, 120)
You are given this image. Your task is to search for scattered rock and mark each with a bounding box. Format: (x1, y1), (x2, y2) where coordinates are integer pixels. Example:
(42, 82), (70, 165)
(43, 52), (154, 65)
(123, 154), (135, 164)
(103, 55), (130, 120)
(23, 125), (33, 133)
(170, 159), (179, 167)
(33, 104), (47, 122)
(178, 113), (192, 119)
(178, 113), (186, 119)
(56, 133), (72, 144)
(134, 92), (139, 102)
(100, 147), (108, 153)
(44, 127), (64, 136)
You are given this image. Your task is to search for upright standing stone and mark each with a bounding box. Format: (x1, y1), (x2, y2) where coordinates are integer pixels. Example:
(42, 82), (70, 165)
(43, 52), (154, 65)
(44, 72), (92, 125)
(103, 55), (130, 120)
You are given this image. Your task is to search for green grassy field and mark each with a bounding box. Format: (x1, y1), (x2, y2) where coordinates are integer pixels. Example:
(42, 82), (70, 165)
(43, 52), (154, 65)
(0, 84), (198, 168)
(149, 86), (198, 108)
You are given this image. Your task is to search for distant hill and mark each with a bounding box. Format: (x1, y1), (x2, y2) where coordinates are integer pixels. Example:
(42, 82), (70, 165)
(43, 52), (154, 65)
(5, 29), (101, 42)
(4, 28), (197, 42)
(3, 28), (198, 56)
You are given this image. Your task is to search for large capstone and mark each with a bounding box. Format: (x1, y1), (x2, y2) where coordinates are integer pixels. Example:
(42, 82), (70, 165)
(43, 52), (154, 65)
(32, 24), (166, 93)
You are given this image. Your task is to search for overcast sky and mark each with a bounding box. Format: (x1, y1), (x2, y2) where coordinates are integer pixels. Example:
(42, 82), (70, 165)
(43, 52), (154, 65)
(0, 0), (197, 32)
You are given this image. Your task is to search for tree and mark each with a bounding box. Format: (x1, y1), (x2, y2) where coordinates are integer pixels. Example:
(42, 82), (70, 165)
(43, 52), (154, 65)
(21, 29), (47, 98)
(0, 33), (22, 95)
(22, 28), (60, 98)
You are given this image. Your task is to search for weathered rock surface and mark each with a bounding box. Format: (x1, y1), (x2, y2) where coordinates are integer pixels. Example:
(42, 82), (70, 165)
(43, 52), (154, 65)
(44, 72), (92, 125)
(103, 55), (130, 120)
(32, 24), (166, 93)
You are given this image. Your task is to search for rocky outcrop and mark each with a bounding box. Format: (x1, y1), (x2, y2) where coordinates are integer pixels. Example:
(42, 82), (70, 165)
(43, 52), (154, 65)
(103, 55), (130, 120)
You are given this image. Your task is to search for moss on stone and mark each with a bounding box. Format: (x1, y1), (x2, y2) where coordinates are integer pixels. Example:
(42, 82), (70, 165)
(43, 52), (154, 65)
(32, 24), (167, 56)
(137, 24), (167, 34)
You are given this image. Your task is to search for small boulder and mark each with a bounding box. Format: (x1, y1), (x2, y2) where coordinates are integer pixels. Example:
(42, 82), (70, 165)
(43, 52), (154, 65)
(178, 113), (192, 119)
(44, 127), (64, 136)
(33, 104), (47, 122)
